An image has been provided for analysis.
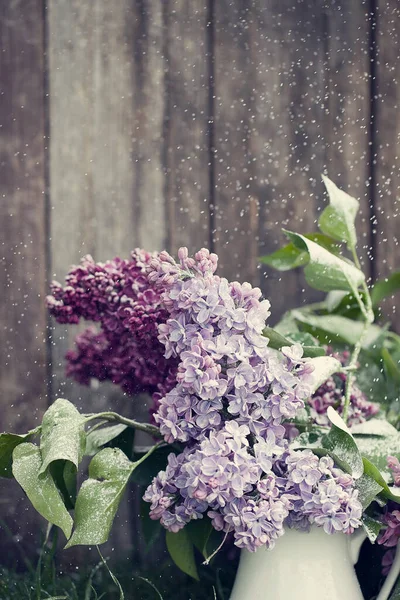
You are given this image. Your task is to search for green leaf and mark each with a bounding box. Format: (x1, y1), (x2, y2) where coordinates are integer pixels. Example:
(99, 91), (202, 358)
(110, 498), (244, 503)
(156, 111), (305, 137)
(12, 443), (73, 539)
(166, 528), (199, 581)
(322, 407), (363, 478)
(65, 448), (134, 548)
(307, 356), (342, 394)
(262, 327), (293, 350)
(0, 432), (32, 478)
(66, 443), (160, 548)
(284, 231), (364, 293)
(85, 424), (128, 456)
(262, 326), (325, 358)
(355, 435), (400, 479)
(140, 499), (162, 550)
(361, 457), (400, 503)
(351, 419), (398, 437)
(371, 272), (400, 307)
(319, 175), (359, 249)
(259, 244), (308, 271)
(131, 445), (176, 487)
(49, 460), (77, 510)
(292, 311), (382, 347)
(259, 233), (341, 272)
(39, 398), (86, 475)
(186, 518), (214, 559)
(355, 471), (384, 509)
(361, 514), (382, 543)
(382, 348), (400, 384)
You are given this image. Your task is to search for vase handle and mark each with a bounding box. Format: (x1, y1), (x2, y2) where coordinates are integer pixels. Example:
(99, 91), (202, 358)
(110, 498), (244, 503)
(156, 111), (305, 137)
(376, 539), (400, 600)
(349, 529), (367, 565)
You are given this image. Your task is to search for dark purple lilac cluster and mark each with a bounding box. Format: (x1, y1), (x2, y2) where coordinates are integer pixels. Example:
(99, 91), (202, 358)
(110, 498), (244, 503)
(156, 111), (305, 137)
(308, 350), (379, 426)
(143, 248), (363, 551)
(47, 251), (177, 398)
(378, 457), (400, 574)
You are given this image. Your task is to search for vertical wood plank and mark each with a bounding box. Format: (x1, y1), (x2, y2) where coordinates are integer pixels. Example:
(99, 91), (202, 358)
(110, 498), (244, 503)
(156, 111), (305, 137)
(213, 3), (259, 285)
(165, 0), (211, 252)
(324, 1), (372, 273)
(47, 0), (167, 559)
(213, 1), (327, 315)
(47, 0), (167, 407)
(374, 0), (400, 328)
(249, 1), (327, 317)
(0, 0), (48, 559)
(213, 1), (372, 321)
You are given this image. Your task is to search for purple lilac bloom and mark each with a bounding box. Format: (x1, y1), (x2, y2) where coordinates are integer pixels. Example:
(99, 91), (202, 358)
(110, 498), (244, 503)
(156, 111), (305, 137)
(377, 457), (400, 574)
(47, 250), (178, 400)
(148, 248), (314, 445)
(47, 244), (364, 553)
(143, 248), (363, 551)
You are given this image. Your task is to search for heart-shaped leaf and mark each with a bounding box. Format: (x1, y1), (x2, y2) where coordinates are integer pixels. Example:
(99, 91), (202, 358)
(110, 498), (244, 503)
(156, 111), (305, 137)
(0, 432), (32, 478)
(12, 443), (73, 539)
(65, 447), (134, 548)
(39, 399), (86, 475)
(284, 231), (364, 294)
(319, 175), (359, 249)
(166, 528), (199, 580)
(322, 407), (363, 478)
(85, 424), (128, 456)
(66, 443), (159, 548)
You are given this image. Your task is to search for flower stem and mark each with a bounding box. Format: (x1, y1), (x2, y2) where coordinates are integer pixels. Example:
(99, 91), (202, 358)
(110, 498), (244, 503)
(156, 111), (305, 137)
(84, 412), (162, 439)
(342, 248), (375, 423)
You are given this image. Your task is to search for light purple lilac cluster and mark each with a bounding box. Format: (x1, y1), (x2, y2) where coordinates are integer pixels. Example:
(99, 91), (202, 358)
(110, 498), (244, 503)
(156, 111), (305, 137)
(143, 248), (363, 551)
(46, 251), (177, 399)
(148, 248), (313, 443)
(308, 350), (379, 426)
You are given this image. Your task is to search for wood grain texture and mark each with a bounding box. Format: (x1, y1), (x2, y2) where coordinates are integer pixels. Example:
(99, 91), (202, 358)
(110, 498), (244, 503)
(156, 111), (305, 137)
(214, 1), (327, 319)
(47, 0), (167, 558)
(213, 2), (260, 285)
(47, 0), (167, 403)
(165, 0), (211, 252)
(0, 0), (48, 559)
(323, 1), (372, 274)
(374, 0), (400, 328)
(213, 1), (373, 322)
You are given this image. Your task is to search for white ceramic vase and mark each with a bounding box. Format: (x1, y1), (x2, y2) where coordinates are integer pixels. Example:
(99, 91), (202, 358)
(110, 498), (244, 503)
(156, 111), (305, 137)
(229, 526), (399, 600)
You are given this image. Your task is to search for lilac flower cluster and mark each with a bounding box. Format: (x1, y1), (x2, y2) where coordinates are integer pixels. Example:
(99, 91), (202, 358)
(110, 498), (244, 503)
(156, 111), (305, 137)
(47, 251), (177, 399)
(144, 439), (362, 552)
(143, 248), (363, 551)
(148, 248), (313, 444)
(377, 457), (400, 573)
(308, 350), (379, 426)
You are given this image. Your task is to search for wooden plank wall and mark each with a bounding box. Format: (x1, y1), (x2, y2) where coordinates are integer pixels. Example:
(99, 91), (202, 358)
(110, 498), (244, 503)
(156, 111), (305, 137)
(1, 0), (399, 565)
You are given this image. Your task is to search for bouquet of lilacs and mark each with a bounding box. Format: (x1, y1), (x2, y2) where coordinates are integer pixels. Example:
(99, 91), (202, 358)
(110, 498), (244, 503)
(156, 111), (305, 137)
(2, 176), (400, 597)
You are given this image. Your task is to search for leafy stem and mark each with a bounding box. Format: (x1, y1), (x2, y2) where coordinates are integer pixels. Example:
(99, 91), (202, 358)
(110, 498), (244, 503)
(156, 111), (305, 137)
(84, 412), (162, 439)
(342, 247), (375, 423)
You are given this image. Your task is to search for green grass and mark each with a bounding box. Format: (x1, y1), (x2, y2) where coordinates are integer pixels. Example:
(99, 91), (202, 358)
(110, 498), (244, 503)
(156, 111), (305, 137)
(0, 530), (236, 600)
